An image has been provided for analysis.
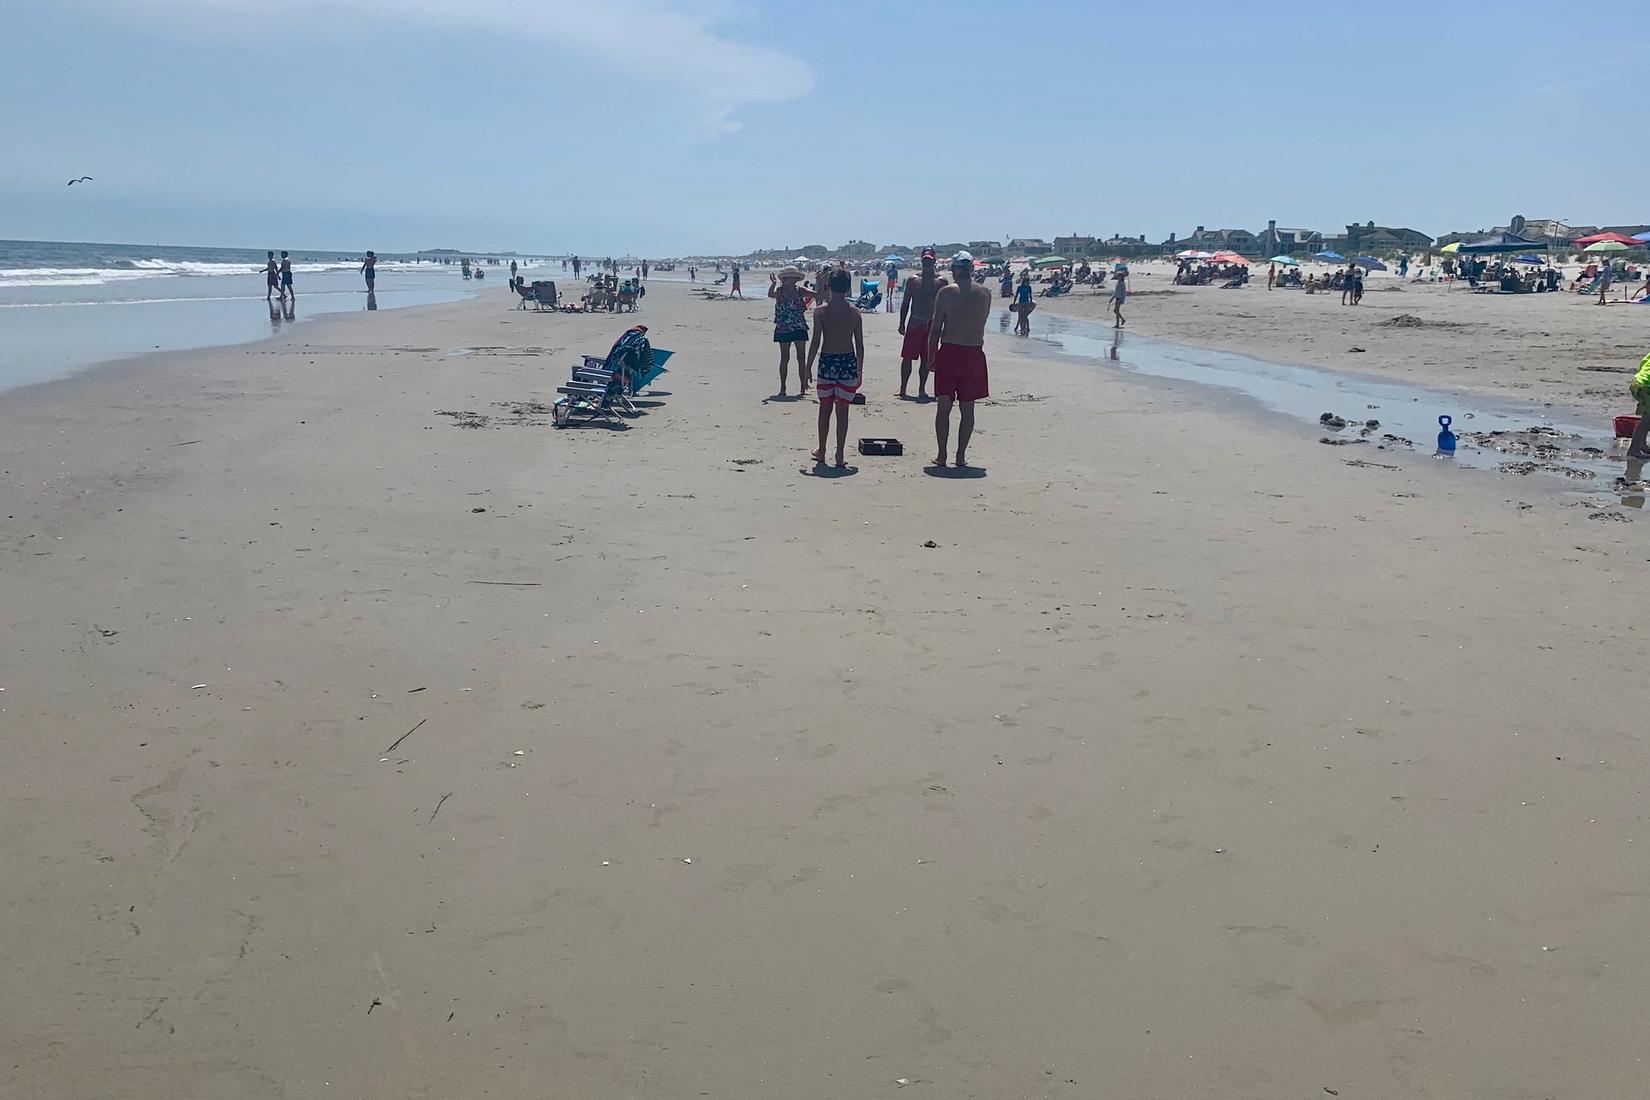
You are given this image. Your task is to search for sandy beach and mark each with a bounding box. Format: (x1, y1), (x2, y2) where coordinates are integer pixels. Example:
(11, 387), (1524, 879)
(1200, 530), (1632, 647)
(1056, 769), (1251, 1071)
(2, 277), (1646, 1098)
(1035, 259), (1649, 418)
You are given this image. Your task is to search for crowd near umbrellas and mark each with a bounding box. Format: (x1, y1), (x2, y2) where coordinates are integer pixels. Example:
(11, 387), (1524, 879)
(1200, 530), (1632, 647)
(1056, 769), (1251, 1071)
(1269, 255), (1300, 266)
(1314, 250), (1345, 262)
(1584, 240), (1629, 254)
(1354, 256), (1387, 271)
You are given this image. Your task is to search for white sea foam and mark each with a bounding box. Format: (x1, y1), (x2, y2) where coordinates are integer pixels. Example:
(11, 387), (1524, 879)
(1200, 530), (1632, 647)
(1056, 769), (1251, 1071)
(0, 259), (417, 289)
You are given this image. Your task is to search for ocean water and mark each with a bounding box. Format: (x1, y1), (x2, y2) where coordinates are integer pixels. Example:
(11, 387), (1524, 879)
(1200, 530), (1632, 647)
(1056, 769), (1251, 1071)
(0, 240), (528, 392)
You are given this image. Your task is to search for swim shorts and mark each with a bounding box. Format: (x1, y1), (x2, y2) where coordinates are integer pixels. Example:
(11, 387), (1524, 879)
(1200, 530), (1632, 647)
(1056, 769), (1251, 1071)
(774, 325), (808, 344)
(932, 344), (989, 402)
(816, 352), (861, 405)
(900, 321), (931, 360)
(281, 272), (293, 286)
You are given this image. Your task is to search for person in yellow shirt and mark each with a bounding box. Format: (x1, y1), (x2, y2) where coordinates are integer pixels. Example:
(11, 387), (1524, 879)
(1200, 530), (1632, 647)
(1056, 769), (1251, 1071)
(1628, 352), (1650, 460)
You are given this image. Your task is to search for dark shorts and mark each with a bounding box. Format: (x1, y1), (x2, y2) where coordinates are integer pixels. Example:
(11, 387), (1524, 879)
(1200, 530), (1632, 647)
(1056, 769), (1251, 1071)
(775, 326), (807, 344)
(933, 344), (989, 402)
(281, 272), (293, 286)
(900, 321), (931, 360)
(364, 272), (375, 284)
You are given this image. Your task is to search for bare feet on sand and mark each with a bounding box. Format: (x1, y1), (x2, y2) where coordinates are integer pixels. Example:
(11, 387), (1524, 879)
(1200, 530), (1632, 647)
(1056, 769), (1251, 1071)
(811, 448), (825, 464)
(931, 454), (947, 467)
(954, 452), (970, 468)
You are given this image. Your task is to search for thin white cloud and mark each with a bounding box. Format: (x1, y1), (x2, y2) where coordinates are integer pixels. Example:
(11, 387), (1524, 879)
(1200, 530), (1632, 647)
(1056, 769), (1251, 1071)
(118, 0), (811, 134)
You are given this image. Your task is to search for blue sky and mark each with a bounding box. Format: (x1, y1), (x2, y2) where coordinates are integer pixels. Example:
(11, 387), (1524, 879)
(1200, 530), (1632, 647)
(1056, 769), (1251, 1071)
(3, 0), (1646, 255)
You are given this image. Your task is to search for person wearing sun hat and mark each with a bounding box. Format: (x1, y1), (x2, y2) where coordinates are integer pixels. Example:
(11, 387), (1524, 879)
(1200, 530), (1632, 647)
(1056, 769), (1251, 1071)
(897, 247), (949, 399)
(927, 251), (993, 467)
(768, 266), (814, 396)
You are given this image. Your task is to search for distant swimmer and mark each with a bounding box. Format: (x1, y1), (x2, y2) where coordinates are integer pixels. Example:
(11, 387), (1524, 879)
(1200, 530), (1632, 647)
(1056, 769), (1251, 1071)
(66, 176), (93, 186)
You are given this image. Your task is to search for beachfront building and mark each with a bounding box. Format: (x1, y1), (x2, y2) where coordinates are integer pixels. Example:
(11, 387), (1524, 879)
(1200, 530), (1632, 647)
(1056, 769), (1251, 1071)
(1007, 238), (1051, 256)
(836, 240), (877, 259)
(1054, 235), (1098, 257)
(1256, 221), (1326, 256)
(1341, 222), (1432, 256)
(1163, 226), (1261, 256)
(968, 241), (1004, 258)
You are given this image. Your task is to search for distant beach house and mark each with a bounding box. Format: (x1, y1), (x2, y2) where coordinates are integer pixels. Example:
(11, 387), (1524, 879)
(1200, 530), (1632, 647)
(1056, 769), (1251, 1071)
(1163, 226), (1260, 255)
(968, 240), (1004, 258)
(1053, 235), (1098, 257)
(1007, 238), (1051, 255)
(836, 240), (877, 259)
(1256, 221), (1326, 256)
(1340, 222), (1432, 255)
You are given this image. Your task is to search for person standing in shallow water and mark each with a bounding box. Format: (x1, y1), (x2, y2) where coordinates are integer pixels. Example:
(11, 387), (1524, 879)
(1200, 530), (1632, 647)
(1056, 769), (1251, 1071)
(360, 250), (376, 291)
(265, 251), (280, 301)
(928, 252), (993, 468)
(279, 251), (294, 300)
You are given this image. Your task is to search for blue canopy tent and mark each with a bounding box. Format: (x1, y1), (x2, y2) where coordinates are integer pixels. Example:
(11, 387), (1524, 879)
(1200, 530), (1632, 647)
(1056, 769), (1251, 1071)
(1458, 232), (1548, 255)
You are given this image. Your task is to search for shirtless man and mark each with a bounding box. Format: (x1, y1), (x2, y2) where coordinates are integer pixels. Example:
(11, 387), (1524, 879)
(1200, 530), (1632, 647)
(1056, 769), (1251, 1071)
(265, 251), (279, 301)
(927, 252), (992, 467)
(898, 247), (948, 399)
(804, 269), (865, 469)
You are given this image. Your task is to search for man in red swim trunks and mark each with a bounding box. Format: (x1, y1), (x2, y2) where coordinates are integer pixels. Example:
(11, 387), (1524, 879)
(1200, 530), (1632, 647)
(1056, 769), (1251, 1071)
(897, 247), (947, 399)
(927, 251), (992, 468)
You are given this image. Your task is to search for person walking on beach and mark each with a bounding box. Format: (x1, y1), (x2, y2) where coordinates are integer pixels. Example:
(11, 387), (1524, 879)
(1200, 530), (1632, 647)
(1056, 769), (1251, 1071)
(1013, 269), (1034, 335)
(572, 255), (581, 278)
(769, 267), (814, 396)
(360, 250), (376, 291)
(1110, 266), (1128, 328)
(1598, 262), (1615, 305)
(897, 248), (948, 399)
(265, 251), (280, 302)
(1340, 264), (1356, 306)
(1627, 352), (1650, 460)
(885, 260), (899, 313)
(510, 259), (518, 283)
(805, 269), (865, 469)
(1267, 262), (1276, 290)
(929, 252), (992, 468)
(279, 251), (294, 300)
(730, 265), (743, 299)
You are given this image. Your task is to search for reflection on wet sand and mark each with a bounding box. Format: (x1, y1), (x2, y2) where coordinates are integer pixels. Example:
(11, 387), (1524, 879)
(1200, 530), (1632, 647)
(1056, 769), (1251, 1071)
(366, 290), (377, 311)
(1619, 456), (1646, 508)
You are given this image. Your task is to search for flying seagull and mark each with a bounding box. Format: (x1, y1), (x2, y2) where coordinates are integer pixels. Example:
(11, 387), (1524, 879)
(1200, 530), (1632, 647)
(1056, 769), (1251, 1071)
(67, 176), (93, 186)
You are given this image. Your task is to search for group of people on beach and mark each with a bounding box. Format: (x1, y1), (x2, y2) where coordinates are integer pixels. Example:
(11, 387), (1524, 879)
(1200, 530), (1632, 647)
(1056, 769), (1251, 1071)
(768, 248), (992, 470)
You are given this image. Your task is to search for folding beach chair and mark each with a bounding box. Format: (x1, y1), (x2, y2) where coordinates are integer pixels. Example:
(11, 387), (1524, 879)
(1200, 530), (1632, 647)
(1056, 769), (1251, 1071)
(532, 281), (559, 311)
(553, 370), (625, 428)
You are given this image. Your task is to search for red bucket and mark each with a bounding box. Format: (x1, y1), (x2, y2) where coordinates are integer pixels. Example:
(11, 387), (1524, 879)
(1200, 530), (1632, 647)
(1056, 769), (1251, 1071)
(1615, 415), (1641, 439)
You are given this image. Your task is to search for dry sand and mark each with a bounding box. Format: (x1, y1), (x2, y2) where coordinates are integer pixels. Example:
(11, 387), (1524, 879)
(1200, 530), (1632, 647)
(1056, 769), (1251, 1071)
(2, 277), (1646, 1098)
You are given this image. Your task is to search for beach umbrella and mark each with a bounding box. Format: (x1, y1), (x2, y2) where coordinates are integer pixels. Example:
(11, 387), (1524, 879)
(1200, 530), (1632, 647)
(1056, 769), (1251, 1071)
(1572, 231), (1639, 247)
(1459, 232), (1548, 254)
(1174, 249), (1201, 259)
(1354, 256), (1387, 271)
(1634, 231), (1650, 243)
(1584, 240), (1629, 253)
(1033, 255), (1070, 267)
(1513, 255), (1545, 265)
(1268, 255), (1300, 266)
(882, 254), (904, 263)
(1439, 242), (1461, 254)
(1314, 250), (1345, 261)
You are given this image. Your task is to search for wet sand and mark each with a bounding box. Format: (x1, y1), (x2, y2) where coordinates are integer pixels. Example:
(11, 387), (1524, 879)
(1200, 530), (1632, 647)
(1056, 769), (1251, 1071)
(1, 278), (1645, 1097)
(1034, 259), (1648, 420)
